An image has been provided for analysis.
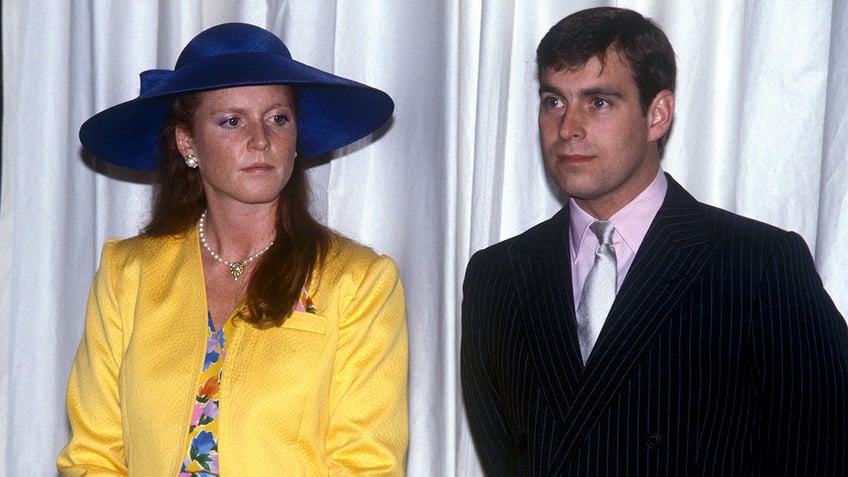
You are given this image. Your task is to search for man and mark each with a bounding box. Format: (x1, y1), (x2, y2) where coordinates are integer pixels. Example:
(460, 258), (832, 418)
(461, 7), (848, 476)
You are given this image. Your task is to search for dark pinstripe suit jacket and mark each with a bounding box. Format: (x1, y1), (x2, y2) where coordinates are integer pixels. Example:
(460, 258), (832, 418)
(461, 175), (848, 476)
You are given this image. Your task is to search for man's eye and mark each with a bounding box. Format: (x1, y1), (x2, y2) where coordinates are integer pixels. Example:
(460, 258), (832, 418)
(272, 114), (289, 125)
(592, 98), (609, 109)
(543, 96), (562, 108)
(222, 117), (240, 127)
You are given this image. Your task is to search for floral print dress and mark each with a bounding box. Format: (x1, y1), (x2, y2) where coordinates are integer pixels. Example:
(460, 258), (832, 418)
(179, 312), (229, 476)
(179, 288), (316, 476)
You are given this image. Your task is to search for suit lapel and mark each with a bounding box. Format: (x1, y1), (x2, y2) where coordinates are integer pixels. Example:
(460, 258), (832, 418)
(509, 208), (586, 416)
(545, 176), (721, 469)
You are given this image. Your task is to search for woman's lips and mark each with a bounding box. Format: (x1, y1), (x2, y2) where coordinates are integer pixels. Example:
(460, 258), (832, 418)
(243, 163), (273, 173)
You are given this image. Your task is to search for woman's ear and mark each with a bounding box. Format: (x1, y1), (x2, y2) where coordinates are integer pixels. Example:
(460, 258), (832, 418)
(647, 90), (674, 143)
(175, 126), (194, 158)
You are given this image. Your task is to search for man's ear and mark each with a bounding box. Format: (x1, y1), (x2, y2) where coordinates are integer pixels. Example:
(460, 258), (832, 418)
(175, 126), (194, 158)
(647, 90), (674, 143)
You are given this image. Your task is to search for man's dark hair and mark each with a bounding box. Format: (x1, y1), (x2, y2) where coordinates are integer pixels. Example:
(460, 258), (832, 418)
(537, 7), (676, 112)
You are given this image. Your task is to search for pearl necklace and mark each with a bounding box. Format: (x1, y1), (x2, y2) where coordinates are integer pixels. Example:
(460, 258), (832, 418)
(198, 210), (274, 281)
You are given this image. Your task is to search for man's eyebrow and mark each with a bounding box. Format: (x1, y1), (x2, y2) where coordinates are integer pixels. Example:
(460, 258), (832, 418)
(581, 87), (622, 98)
(537, 85), (624, 98)
(538, 84), (561, 95)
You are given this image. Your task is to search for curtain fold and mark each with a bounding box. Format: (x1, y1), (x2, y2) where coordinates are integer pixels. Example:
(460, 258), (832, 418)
(2, 1), (845, 475)
(818, 0), (848, 302)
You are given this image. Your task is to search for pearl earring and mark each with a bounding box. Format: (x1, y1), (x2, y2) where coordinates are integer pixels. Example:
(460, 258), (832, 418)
(184, 154), (199, 168)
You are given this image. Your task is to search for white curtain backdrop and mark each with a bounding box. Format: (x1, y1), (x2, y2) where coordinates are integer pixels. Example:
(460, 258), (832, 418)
(2, 0), (846, 475)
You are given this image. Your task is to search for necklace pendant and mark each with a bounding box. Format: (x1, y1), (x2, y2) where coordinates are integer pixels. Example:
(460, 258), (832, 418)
(198, 210), (274, 282)
(229, 262), (245, 280)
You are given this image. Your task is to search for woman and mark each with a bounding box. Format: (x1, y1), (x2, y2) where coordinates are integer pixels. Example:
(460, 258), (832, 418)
(57, 23), (407, 475)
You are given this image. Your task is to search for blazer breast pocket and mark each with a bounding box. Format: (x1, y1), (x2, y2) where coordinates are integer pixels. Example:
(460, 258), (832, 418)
(282, 310), (328, 335)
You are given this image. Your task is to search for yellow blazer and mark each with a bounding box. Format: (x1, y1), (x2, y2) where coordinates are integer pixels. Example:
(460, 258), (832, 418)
(57, 228), (408, 476)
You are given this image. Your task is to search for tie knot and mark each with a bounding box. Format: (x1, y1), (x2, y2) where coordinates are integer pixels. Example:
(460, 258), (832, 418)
(590, 220), (615, 246)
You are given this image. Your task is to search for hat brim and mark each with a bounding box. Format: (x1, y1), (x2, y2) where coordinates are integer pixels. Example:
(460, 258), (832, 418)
(79, 53), (394, 171)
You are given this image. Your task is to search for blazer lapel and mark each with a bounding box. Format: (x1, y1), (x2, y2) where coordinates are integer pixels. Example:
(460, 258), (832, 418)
(546, 176), (720, 469)
(509, 208), (586, 418)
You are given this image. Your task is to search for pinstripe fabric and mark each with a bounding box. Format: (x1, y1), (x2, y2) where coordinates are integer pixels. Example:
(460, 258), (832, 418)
(461, 175), (848, 476)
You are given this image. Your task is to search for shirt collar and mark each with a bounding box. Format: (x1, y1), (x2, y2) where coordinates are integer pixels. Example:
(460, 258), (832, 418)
(569, 169), (668, 259)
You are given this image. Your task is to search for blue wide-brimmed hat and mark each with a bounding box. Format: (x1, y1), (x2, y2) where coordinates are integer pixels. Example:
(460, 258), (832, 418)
(79, 23), (394, 171)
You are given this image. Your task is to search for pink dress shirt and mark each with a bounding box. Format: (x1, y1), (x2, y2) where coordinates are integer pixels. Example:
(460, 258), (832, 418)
(570, 170), (668, 306)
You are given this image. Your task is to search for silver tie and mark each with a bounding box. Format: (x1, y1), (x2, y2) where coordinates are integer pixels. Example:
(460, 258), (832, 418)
(576, 221), (617, 364)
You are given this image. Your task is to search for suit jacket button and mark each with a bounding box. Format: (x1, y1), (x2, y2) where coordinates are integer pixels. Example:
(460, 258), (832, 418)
(515, 433), (527, 450)
(646, 433), (662, 448)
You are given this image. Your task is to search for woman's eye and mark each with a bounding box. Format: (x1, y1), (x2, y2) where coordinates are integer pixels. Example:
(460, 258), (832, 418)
(272, 114), (289, 125)
(222, 117), (240, 127)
